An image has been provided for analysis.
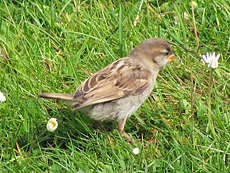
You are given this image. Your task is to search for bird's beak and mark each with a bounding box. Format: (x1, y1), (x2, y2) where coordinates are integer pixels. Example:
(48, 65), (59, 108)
(167, 54), (177, 63)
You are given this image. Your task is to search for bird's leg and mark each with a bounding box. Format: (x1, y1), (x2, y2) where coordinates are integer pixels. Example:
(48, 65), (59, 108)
(118, 117), (132, 142)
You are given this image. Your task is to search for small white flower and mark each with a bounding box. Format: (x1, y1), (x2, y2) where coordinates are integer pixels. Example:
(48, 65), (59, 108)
(133, 15), (139, 27)
(0, 91), (6, 102)
(132, 147), (139, 155)
(202, 52), (220, 68)
(35, 77), (41, 82)
(46, 118), (58, 132)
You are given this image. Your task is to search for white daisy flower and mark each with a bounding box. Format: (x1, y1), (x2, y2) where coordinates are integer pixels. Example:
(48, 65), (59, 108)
(202, 52), (220, 68)
(0, 91), (6, 102)
(46, 118), (58, 132)
(132, 147), (139, 155)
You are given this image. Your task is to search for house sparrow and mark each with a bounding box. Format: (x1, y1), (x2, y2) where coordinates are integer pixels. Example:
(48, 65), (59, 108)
(39, 37), (177, 141)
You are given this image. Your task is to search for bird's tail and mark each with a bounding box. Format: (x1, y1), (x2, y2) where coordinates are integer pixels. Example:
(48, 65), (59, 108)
(39, 93), (74, 100)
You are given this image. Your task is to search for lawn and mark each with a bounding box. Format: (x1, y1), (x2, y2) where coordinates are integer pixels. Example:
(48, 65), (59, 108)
(0, 0), (230, 172)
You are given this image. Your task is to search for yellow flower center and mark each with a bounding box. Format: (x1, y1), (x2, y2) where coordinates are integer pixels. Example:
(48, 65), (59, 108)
(52, 122), (55, 128)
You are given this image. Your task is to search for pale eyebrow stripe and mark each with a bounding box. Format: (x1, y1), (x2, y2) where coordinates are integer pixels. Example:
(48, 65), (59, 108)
(160, 49), (168, 53)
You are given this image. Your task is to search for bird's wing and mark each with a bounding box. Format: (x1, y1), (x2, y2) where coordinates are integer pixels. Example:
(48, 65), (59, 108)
(71, 58), (150, 110)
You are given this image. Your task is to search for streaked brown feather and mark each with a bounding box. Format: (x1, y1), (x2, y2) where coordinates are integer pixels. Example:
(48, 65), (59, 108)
(71, 58), (150, 110)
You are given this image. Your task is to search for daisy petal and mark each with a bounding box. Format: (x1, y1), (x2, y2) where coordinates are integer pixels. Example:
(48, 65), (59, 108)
(202, 52), (220, 69)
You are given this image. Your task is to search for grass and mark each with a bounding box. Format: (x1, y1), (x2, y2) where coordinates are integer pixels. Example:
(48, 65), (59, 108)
(1, 0), (230, 172)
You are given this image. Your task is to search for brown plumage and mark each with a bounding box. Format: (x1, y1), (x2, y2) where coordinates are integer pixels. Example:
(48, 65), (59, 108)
(39, 37), (177, 141)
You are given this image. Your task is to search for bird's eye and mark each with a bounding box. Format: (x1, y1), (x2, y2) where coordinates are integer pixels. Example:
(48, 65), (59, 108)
(160, 50), (171, 56)
(165, 51), (169, 56)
